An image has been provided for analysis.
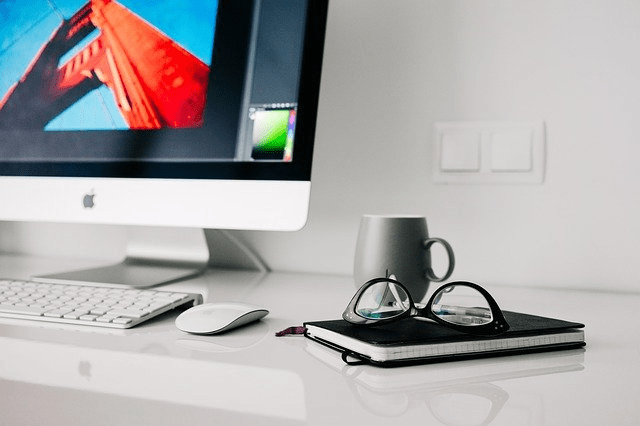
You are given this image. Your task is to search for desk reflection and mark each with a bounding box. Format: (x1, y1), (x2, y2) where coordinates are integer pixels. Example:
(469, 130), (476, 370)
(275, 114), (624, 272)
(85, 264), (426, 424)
(0, 335), (306, 425)
(305, 341), (584, 425)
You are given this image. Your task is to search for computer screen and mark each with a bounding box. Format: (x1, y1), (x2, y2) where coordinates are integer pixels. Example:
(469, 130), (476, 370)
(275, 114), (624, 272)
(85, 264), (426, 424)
(0, 0), (328, 286)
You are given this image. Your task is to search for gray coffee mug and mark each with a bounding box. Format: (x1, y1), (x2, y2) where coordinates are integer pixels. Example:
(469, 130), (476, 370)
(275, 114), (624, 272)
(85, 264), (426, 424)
(353, 215), (455, 301)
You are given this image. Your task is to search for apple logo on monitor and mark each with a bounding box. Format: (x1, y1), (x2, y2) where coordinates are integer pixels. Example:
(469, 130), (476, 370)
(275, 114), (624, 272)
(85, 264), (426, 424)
(82, 192), (95, 209)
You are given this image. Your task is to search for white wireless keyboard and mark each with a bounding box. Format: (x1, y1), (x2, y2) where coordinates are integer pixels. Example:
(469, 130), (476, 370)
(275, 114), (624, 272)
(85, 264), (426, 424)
(0, 279), (203, 329)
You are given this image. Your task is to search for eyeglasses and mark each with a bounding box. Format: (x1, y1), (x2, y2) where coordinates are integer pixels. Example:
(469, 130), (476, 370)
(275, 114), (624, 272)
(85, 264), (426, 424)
(343, 278), (509, 335)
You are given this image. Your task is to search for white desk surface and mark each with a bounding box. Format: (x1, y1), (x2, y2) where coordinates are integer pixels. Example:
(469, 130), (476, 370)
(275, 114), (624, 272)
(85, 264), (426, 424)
(0, 254), (638, 426)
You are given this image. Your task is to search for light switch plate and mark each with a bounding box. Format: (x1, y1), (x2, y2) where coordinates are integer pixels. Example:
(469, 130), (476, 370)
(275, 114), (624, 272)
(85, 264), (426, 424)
(433, 121), (545, 184)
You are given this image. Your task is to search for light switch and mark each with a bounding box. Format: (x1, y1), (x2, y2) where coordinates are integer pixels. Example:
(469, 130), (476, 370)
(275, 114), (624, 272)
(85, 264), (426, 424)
(439, 130), (480, 172)
(433, 121), (545, 184)
(490, 129), (533, 172)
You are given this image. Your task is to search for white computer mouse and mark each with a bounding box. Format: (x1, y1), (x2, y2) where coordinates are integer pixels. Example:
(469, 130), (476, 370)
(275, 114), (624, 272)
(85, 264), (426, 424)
(175, 302), (269, 335)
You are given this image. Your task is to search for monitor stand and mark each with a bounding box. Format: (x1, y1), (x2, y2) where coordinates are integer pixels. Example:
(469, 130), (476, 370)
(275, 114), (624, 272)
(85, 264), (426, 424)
(33, 227), (268, 288)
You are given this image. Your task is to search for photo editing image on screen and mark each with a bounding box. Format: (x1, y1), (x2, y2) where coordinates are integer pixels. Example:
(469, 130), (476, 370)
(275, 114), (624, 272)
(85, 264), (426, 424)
(0, 0), (317, 171)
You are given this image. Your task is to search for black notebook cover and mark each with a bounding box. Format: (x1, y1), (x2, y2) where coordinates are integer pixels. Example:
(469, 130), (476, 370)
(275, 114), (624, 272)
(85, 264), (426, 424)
(304, 311), (585, 367)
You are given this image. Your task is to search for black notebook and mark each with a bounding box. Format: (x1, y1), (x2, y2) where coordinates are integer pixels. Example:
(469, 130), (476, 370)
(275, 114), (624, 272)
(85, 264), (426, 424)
(304, 311), (585, 367)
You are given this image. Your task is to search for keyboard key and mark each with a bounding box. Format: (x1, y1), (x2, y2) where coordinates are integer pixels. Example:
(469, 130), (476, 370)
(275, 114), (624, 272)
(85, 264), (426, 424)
(79, 314), (99, 322)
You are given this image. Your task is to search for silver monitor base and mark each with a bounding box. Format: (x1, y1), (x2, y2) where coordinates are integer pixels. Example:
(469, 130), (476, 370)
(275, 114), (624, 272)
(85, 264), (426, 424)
(34, 259), (206, 289)
(33, 227), (267, 288)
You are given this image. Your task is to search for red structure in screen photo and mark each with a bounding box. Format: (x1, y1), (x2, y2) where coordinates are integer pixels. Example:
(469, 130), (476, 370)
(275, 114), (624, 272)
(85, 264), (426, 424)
(0, 0), (212, 130)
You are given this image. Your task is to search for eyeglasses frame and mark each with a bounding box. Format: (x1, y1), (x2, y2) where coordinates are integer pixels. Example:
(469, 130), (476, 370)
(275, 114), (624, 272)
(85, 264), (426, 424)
(343, 278), (510, 335)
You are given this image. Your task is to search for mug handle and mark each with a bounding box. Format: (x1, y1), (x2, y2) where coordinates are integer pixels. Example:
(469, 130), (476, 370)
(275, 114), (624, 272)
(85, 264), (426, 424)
(423, 238), (455, 282)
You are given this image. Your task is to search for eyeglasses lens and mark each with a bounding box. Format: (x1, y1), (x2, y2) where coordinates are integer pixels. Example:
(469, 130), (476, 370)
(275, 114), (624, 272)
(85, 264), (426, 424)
(431, 285), (493, 326)
(355, 280), (411, 320)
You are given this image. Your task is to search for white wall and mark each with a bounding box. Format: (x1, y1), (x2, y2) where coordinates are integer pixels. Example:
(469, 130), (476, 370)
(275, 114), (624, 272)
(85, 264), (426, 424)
(2, 0), (639, 292)
(240, 0), (640, 291)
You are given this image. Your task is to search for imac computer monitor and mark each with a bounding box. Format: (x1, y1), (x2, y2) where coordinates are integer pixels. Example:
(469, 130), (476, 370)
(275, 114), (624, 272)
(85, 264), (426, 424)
(0, 0), (329, 287)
